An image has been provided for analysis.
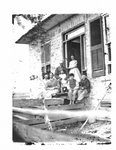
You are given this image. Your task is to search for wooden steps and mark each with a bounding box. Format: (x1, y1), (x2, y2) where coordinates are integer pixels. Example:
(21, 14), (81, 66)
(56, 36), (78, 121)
(100, 99), (111, 108)
(13, 93), (30, 100)
(13, 97), (86, 135)
(13, 98), (64, 108)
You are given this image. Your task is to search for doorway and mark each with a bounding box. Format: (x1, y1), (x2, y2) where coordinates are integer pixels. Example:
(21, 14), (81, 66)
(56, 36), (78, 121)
(67, 36), (81, 72)
(63, 34), (86, 74)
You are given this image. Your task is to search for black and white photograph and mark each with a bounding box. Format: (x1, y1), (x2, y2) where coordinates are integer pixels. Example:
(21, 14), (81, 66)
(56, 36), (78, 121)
(12, 13), (112, 146)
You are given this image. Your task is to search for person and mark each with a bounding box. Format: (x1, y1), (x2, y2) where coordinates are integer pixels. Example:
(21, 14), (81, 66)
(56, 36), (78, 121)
(67, 55), (81, 83)
(76, 74), (91, 102)
(45, 72), (60, 98)
(55, 61), (67, 80)
(43, 73), (49, 86)
(59, 69), (68, 93)
(67, 73), (79, 104)
(55, 61), (67, 92)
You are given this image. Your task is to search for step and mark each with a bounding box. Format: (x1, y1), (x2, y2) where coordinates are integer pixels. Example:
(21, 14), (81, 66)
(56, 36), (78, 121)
(45, 98), (64, 106)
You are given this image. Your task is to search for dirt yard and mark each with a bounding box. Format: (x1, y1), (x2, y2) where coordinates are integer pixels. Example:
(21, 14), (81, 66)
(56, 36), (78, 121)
(53, 120), (111, 144)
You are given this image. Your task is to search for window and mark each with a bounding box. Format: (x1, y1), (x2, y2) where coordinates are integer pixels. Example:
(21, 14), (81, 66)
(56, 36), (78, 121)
(90, 19), (102, 46)
(41, 42), (51, 78)
(90, 17), (105, 77)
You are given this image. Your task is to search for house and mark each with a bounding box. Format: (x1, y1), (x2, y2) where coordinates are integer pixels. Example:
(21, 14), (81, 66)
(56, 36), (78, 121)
(16, 14), (111, 108)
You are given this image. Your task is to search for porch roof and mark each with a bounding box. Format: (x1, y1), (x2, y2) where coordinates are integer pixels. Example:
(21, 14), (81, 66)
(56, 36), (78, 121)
(15, 14), (75, 44)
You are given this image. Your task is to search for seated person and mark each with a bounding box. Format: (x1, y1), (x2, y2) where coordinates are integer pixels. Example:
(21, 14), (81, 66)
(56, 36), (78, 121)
(67, 73), (79, 104)
(76, 74), (91, 102)
(59, 70), (68, 93)
(55, 61), (67, 80)
(43, 73), (49, 86)
(45, 72), (60, 98)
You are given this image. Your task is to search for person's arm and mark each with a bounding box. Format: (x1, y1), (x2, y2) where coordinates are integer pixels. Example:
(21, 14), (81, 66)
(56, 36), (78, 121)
(67, 80), (70, 90)
(74, 80), (79, 90)
(72, 60), (77, 69)
(84, 79), (90, 92)
(78, 81), (83, 90)
(68, 60), (77, 69)
(55, 67), (60, 79)
(45, 81), (49, 90)
(67, 61), (72, 69)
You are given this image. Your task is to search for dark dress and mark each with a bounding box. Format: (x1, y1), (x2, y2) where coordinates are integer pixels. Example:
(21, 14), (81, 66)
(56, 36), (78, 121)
(79, 78), (91, 93)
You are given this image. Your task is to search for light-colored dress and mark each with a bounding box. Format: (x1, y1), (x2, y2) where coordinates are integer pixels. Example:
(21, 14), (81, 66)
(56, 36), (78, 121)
(45, 77), (59, 98)
(59, 73), (67, 87)
(69, 60), (81, 82)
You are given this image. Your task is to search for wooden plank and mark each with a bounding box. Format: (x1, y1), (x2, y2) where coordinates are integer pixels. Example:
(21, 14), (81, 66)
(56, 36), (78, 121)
(47, 103), (84, 110)
(13, 98), (43, 108)
(13, 111), (43, 120)
(13, 121), (76, 143)
(51, 117), (87, 127)
(32, 117), (87, 129)
(13, 116), (45, 125)
(96, 117), (111, 122)
(13, 107), (111, 123)
(13, 110), (85, 126)
(13, 115), (29, 120)
(45, 98), (64, 106)
(13, 116), (87, 130)
(52, 92), (68, 98)
(100, 103), (111, 107)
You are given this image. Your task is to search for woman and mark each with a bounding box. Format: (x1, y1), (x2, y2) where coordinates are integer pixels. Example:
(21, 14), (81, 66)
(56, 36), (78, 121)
(68, 55), (81, 82)
(45, 72), (60, 98)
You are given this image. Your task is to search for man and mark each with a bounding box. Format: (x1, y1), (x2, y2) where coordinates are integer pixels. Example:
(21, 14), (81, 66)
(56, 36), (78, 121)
(67, 73), (79, 104)
(77, 74), (91, 101)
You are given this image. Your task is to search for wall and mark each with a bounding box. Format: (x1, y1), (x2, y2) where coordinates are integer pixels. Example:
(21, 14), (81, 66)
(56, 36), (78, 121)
(29, 40), (45, 99)
(28, 14), (111, 107)
(48, 14), (99, 76)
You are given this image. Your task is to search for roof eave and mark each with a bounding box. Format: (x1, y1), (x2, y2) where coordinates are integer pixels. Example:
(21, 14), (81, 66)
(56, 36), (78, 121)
(15, 14), (76, 44)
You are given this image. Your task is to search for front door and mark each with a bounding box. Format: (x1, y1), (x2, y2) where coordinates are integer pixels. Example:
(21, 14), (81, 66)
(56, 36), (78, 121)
(67, 36), (81, 72)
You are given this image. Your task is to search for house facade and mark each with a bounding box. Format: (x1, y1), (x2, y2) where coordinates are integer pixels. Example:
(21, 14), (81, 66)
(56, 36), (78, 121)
(16, 14), (111, 108)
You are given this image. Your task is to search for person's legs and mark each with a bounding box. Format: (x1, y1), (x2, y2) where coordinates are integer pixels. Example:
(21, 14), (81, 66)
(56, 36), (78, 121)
(68, 89), (73, 104)
(72, 89), (77, 104)
(78, 89), (88, 101)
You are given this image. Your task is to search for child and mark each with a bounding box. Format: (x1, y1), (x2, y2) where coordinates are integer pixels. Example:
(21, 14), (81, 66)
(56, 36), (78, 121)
(67, 73), (79, 104)
(59, 70), (68, 92)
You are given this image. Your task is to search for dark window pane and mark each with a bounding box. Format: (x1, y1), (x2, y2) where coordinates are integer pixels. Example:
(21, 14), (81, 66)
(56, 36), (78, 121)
(108, 43), (111, 61)
(44, 43), (51, 63)
(81, 35), (86, 70)
(41, 48), (45, 64)
(92, 50), (98, 71)
(90, 19), (102, 46)
(108, 64), (111, 74)
(97, 48), (104, 70)
(92, 48), (104, 71)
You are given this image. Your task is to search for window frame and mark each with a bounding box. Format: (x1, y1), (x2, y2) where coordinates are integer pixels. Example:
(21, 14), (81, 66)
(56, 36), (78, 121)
(41, 41), (51, 78)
